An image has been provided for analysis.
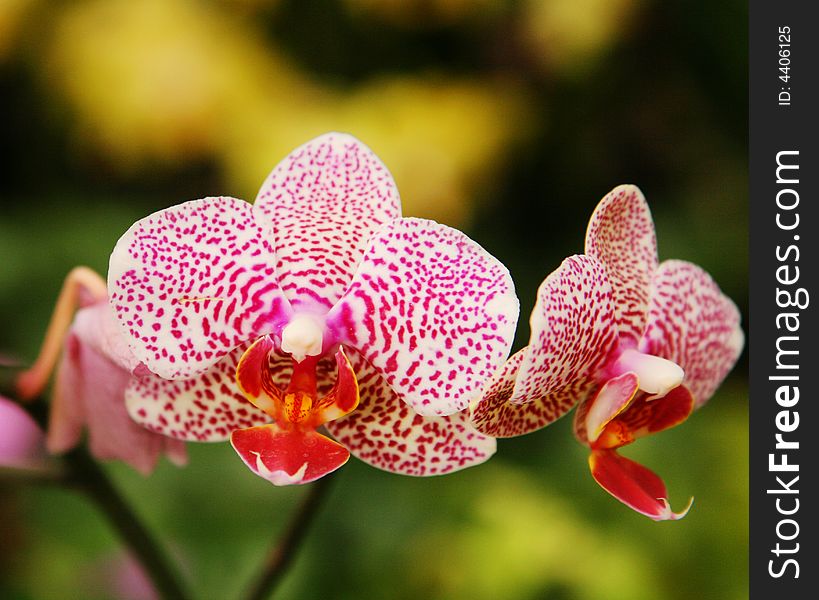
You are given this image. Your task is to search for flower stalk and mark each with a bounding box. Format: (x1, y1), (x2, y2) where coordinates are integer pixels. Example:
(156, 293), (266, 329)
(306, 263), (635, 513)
(1, 395), (192, 600)
(64, 447), (193, 600)
(244, 474), (336, 600)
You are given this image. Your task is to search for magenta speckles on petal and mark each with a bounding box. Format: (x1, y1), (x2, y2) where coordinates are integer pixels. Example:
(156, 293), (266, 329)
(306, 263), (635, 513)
(641, 260), (744, 407)
(511, 255), (618, 406)
(470, 350), (553, 437)
(328, 217), (519, 417)
(325, 350), (495, 476)
(468, 258), (618, 438)
(125, 343), (270, 442)
(585, 185), (658, 342)
(108, 197), (292, 379)
(254, 132), (401, 311)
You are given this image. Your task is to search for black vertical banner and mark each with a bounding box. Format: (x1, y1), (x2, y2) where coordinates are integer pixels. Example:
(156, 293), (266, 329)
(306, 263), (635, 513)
(749, 1), (818, 598)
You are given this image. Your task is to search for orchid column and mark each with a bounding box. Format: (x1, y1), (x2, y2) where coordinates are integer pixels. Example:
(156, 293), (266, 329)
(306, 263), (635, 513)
(108, 133), (520, 485)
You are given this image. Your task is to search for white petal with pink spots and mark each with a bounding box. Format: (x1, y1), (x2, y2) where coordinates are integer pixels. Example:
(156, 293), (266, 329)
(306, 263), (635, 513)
(511, 255), (618, 404)
(585, 185), (658, 342)
(640, 260), (744, 407)
(329, 218), (518, 417)
(326, 350), (495, 476)
(109, 197), (292, 380)
(469, 256), (618, 437)
(125, 343), (270, 442)
(255, 133), (401, 311)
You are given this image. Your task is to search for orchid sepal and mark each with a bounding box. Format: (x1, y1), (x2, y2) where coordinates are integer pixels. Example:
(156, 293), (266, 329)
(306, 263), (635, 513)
(326, 348), (496, 476)
(585, 184), (658, 342)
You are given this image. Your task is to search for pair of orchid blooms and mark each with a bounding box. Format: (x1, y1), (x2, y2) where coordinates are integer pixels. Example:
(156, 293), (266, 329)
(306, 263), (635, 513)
(14, 133), (743, 521)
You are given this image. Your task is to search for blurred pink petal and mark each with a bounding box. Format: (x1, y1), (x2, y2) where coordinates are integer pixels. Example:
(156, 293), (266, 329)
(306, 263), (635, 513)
(16, 266), (107, 401)
(113, 555), (159, 600)
(49, 302), (187, 475)
(0, 395), (47, 469)
(84, 552), (159, 600)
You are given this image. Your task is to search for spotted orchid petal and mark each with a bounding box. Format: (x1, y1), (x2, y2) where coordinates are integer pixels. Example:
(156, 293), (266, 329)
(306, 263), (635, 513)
(325, 350), (495, 476)
(640, 260), (744, 407)
(471, 355), (611, 441)
(511, 255), (618, 404)
(469, 350), (529, 437)
(589, 450), (693, 521)
(231, 425), (350, 486)
(472, 349), (603, 438)
(108, 197), (292, 380)
(125, 342), (270, 442)
(254, 132), (402, 311)
(585, 185), (658, 342)
(52, 315), (187, 475)
(328, 217), (518, 417)
(468, 256), (618, 437)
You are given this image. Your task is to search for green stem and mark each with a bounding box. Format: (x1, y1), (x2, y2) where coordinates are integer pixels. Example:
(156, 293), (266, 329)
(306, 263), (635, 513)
(243, 474), (336, 600)
(0, 465), (66, 486)
(64, 448), (193, 600)
(6, 396), (192, 600)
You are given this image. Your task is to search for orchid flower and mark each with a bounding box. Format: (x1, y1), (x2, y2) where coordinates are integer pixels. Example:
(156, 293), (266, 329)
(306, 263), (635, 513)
(469, 185), (744, 520)
(107, 132), (519, 485)
(16, 268), (186, 475)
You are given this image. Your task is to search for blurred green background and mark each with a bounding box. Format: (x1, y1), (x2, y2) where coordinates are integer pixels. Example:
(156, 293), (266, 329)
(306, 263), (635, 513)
(1, 0), (747, 598)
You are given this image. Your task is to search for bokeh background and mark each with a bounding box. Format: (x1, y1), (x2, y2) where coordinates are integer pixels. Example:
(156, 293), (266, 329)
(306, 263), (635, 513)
(0, 0), (747, 598)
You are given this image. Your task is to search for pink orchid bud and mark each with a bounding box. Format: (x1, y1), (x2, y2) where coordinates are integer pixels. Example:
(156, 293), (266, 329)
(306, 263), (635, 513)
(17, 267), (187, 475)
(0, 395), (47, 469)
(48, 301), (187, 475)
